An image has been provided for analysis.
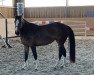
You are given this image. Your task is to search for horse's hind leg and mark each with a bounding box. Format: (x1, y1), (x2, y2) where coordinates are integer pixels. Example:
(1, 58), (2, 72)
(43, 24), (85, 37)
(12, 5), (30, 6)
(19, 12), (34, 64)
(55, 44), (66, 68)
(22, 45), (29, 69)
(31, 46), (38, 70)
(59, 45), (66, 66)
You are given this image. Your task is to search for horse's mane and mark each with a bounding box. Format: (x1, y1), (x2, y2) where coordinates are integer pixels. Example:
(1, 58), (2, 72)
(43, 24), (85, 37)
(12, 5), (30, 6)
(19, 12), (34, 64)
(22, 18), (37, 26)
(22, 18), (29, 24)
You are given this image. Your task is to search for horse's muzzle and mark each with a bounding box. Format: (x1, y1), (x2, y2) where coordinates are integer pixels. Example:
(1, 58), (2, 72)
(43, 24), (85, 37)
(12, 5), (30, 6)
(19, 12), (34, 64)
(15, 30), (19, 35)
(15, 26), (20, 35)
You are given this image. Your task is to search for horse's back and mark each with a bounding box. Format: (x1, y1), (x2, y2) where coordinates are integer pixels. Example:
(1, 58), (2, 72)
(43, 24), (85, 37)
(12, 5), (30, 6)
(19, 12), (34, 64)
(37, 22), (69, 39)
(39, 22), (68, 29)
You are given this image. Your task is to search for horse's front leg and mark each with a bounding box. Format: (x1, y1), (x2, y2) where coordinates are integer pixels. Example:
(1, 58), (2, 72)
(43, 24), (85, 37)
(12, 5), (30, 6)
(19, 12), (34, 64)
(22, 45), (29, 69)
(31, 46), (38, 70)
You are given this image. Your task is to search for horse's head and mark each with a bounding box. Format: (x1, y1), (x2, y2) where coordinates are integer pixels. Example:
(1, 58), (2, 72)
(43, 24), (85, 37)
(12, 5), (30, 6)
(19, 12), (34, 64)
(14, 15), (22, 35)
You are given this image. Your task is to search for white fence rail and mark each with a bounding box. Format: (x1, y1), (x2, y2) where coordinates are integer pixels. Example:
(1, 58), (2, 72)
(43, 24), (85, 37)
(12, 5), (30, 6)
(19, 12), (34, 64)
(63, 20), (87, 36)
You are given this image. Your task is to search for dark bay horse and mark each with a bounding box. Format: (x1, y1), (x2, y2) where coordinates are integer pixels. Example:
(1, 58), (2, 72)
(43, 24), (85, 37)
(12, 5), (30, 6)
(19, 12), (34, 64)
(14, 15), (75, 70)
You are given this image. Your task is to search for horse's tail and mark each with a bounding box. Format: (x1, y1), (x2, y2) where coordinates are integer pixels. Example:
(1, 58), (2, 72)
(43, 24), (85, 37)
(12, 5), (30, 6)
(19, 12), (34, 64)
(68, 26), (75, 63)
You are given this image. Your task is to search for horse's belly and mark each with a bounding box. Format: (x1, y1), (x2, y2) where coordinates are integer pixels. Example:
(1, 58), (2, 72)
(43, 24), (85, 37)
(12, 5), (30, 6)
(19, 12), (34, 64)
(35, 37), (54, 46)
(21, 35), (56, 46)
(21, 37), (34, 46)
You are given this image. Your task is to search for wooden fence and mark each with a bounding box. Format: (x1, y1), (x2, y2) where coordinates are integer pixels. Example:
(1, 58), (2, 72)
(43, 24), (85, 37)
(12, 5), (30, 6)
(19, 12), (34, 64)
(0, 19), (15, 38)
(0, 6), (94, 18)
(0, 7), (14, 18)
(24, 6), (94, 18)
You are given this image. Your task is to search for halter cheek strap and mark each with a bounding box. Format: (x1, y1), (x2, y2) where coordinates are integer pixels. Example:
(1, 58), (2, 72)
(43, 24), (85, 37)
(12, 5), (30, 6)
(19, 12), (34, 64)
(15, 18), (23, 28)
(15, 20), (19, 27)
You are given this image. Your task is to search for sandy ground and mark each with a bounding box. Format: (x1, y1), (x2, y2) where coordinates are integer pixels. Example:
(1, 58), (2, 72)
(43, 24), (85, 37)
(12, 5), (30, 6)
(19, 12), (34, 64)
(0, 37), (94, 75)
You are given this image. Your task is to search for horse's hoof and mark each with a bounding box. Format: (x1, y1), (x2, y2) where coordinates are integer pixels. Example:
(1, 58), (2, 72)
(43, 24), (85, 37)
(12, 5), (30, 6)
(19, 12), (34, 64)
(53, 67), (58, 70)
(60, 66), (64, 69)
(21, 68), (25, 70)
(35, 68), (38, 71)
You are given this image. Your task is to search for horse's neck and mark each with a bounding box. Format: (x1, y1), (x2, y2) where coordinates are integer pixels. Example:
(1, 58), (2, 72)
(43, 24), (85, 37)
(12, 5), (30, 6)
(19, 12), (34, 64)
(21, 19), (37, 30)
(22, 19), (28, 25)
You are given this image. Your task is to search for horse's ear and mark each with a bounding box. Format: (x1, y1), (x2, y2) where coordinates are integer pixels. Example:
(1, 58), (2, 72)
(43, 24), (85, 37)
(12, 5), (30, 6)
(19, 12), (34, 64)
(21, 14), (23, 18)
(20, 14), (23, 19)
(22, 13), (23, 16)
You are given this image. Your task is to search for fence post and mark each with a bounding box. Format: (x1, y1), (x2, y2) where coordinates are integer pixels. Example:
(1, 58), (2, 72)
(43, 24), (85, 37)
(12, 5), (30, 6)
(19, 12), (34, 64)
(0, 12), (12, 48)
